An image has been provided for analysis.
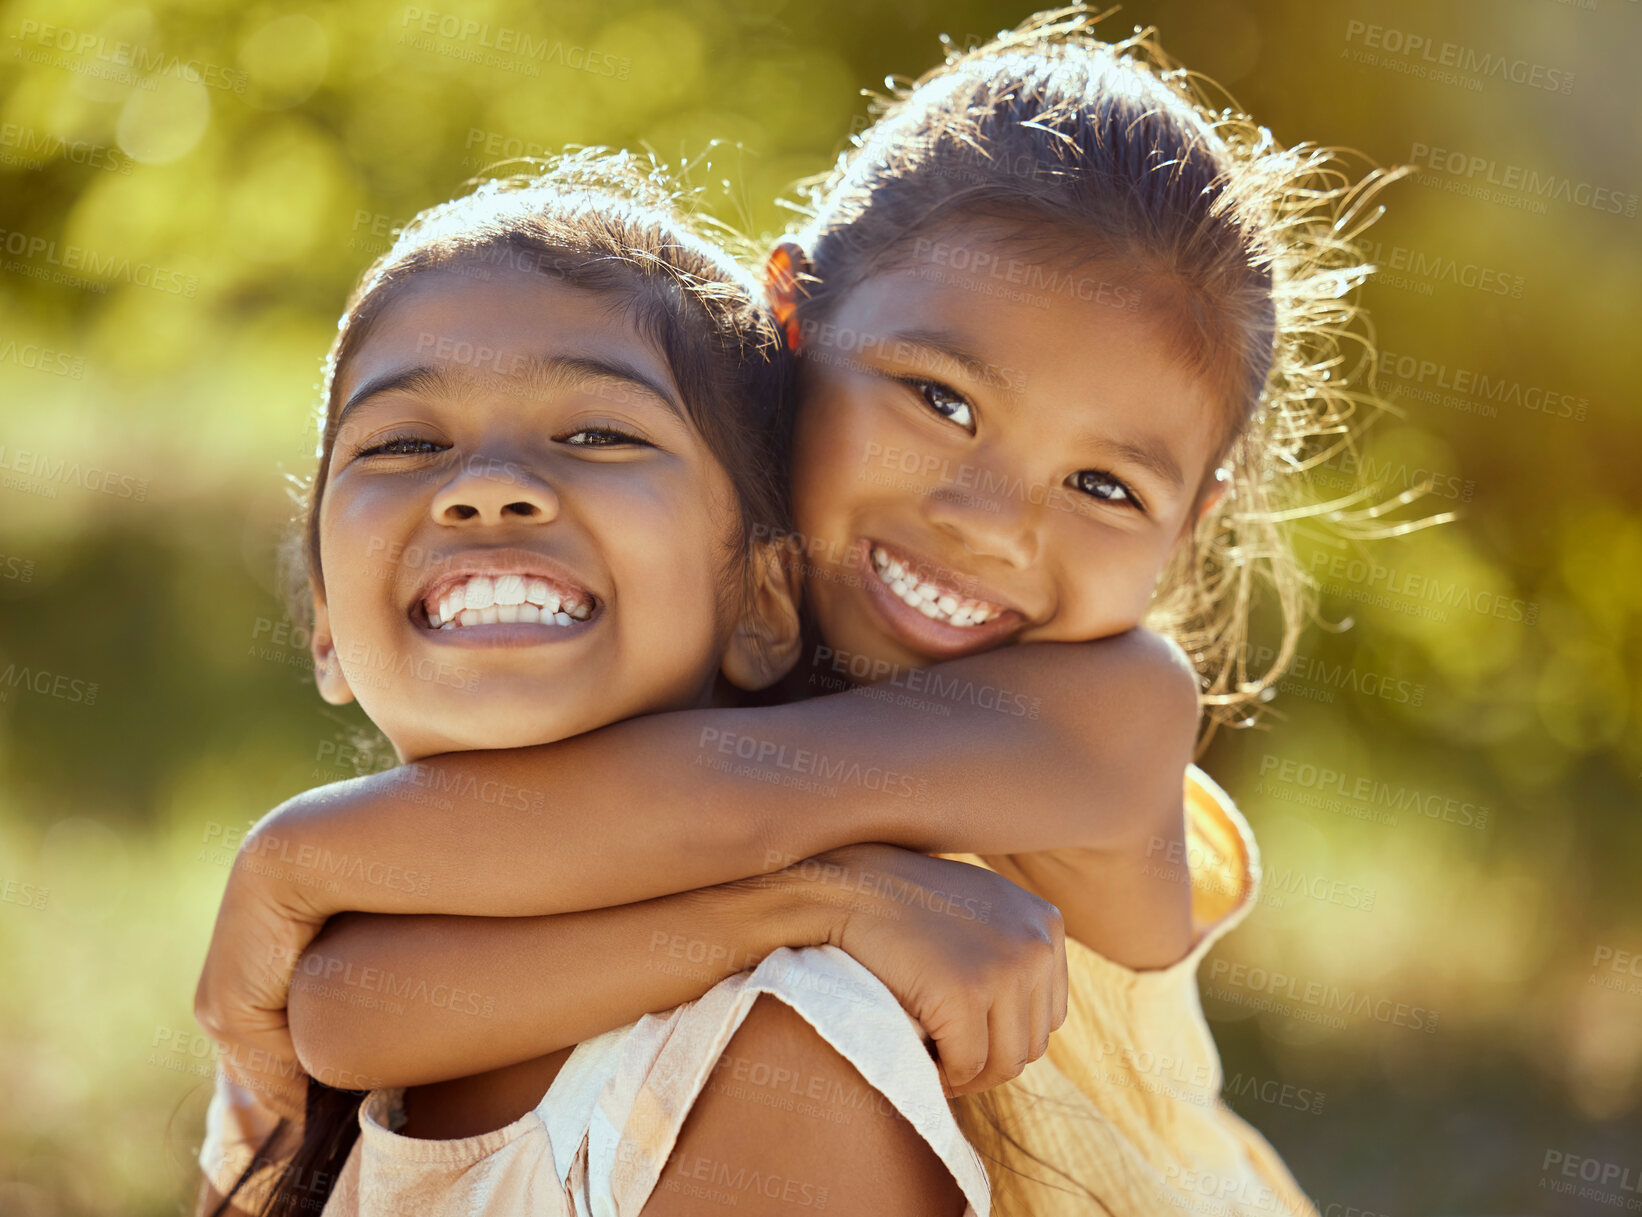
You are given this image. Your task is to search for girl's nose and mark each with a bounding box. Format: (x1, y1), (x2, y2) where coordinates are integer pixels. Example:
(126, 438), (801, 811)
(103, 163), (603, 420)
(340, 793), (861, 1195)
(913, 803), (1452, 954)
(922, 477), (1039, 569)
(430, 455), (561, 526)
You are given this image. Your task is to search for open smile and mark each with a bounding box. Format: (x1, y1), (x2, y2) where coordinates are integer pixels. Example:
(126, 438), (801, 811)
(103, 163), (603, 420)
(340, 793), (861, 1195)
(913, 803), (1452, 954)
(408, 550), (602, 642)
(855, 539), (1025, 660)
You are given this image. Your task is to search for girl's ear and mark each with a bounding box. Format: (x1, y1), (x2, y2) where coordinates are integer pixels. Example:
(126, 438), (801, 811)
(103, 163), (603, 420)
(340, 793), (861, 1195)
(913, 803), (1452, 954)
(1196, 470), (1230, 523)
(1166, 469), (1231, 568)
(763, 241), (810, 351)
(721, 541), (804, 691)
(308, 584), (357, 706)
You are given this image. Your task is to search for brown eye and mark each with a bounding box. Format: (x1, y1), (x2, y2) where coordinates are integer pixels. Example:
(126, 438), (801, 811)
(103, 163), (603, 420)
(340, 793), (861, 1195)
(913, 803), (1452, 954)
(1068, 469), (1141, 511)
(904, 378), (975, 432)
(359, 434), (444, 457)
(560, 426), (651, 447)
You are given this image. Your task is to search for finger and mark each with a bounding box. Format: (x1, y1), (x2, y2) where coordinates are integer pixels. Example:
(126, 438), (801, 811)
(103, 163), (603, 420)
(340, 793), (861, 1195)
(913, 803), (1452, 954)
(953, 993), (1029, 1097)
(1027, 975), (1051, 1065)
(931, 1002), (989, 1099)
(1050, 915), (1069, 1031)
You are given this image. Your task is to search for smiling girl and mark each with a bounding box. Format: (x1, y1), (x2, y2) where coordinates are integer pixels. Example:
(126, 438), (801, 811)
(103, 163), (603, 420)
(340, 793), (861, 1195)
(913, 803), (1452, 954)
(195, 9), (1406, 1216)
(194, 151), (1070, 1216)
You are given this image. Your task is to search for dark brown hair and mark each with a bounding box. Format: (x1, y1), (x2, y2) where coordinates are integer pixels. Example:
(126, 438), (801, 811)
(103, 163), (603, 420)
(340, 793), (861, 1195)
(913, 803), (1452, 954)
(213, 148), (794, 1217)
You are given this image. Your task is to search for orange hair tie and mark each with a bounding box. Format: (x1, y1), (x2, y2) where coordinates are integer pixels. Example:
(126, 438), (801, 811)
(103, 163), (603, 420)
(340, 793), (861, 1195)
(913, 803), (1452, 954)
(767, 246), (803, 351)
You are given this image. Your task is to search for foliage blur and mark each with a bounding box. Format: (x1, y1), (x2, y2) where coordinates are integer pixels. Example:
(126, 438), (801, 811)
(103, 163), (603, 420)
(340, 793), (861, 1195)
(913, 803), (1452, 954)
(0, 0), (1637, 1213)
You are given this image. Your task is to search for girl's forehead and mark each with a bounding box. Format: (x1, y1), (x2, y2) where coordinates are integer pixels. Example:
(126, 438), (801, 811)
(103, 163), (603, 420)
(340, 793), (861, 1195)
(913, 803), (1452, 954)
(340, 267), (678, 407)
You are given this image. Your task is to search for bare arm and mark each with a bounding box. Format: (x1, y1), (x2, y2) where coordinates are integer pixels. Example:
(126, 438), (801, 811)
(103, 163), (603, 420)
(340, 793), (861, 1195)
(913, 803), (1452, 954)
(289, 843), (1068, 1098)
(246, 629), (1196, 926)
(198, 632), (1186, 1116)
(287, 864), (833, 1088)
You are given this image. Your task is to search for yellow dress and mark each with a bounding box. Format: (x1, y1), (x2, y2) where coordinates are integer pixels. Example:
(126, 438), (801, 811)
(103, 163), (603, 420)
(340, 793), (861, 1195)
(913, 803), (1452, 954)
(937, 763), (1320, 1217)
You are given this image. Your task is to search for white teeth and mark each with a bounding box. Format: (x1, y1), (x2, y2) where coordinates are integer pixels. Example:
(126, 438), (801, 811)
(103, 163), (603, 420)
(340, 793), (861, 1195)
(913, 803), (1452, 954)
(424, 574), (594, 630)
(494, 575), (527, 606)
(868, 545), (1005, 629)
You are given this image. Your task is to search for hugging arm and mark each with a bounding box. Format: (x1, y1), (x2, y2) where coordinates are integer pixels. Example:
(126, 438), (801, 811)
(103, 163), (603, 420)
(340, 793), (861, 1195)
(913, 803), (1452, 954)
(244, 629), (1194, 923)
(289, 842), (1068, 1099)
(199, 630), (1188, 1116)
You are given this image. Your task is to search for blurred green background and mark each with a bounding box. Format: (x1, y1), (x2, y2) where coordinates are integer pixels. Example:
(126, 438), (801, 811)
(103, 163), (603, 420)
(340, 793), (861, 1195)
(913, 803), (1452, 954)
(0, 0), (1637, 1213)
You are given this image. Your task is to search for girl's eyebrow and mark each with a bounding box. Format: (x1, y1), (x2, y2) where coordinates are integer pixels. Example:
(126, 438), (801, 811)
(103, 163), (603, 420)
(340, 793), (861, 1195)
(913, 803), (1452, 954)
(878, 326), (992, 381)
(1076, 429), (1186, 495)
(338, 354), (682, 429)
